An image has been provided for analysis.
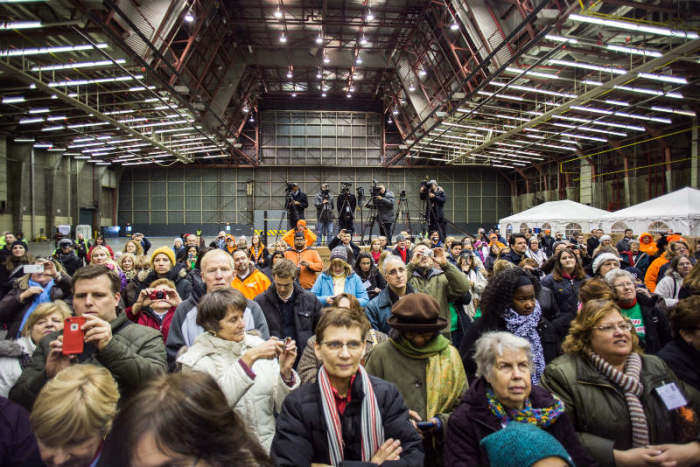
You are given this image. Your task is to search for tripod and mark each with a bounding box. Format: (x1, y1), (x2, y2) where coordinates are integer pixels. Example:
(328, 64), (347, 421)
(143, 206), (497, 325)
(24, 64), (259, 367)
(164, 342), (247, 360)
(390, 190), (413, 240)
(421, 198), (446, 240)
(274, 190), (298, 243)
(337, 191), (354, 234)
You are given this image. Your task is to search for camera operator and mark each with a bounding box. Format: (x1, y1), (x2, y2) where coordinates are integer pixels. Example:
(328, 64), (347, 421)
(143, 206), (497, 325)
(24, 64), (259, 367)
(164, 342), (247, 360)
(336, 182), (357, 234)
(372, 184), (395, 238)
(420, 179), (446, 240)
(314, 184), (335, 246)
(286, 182), (308, 229)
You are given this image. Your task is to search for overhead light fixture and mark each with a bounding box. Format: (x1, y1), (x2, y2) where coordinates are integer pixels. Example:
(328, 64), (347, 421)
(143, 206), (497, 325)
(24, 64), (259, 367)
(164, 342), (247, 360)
(346, 93), (352, 98)
(637, 72), (687, 85)
(349, 86), (355, 92)
(33, 143), (52, 148)
(2, 96), (25, 104)
(613, 85), (683, 99)
(0, 43), (108, 57)
(19, 117), (44, 124)
(0, 21), (42, 30)
(408, 83), (416, 92)
(561, 132), (608, 142)
(548, 59), (625, 75)
(450, 22), (459, 31)
(476, 90), (524, 101)
(321, 92), (327, 97)
(360, 35), (368, 45)
(323, 54), (330, 64)
(41, 125), (65, 132)
(568, 13), (699, 39)
(279, 34), (287, 43)
(316, 34), (323, 45)
(392, 108), (399, 115)
(291, 92), (297, 97)
(606, 44), (662, 57)
(316, 71), (322, 79)
(128, 85), (156, 91)
(604, 99), (629, 107)
(48, 74), (144, 87)
(544, 34), (578, 44)
(491, 81), (577, 99)
(14, 137), (35, 142)
(242, 105), (249, 113)
(356, 55), (363, 64)
(650, 106), (696, 117)
(504, 67), (559, 80)
(249, 115), (255, 122)
(550, 122), (627, 137)
(387, 117), (393, 124)
(418, 69), (426, 77)
(366, 9), (374, 21)
(184, 12), (194, 22)
(67, 122), (111, 129)
(30, 58), (126, 71)
(286, 70), (293, 78)
(28, 108), (49, 114)
(274, 7), (282, 18)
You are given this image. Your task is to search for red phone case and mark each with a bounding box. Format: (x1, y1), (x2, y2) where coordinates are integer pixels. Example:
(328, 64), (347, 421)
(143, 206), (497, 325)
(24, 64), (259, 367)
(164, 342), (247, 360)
(62, 316), (86, 355)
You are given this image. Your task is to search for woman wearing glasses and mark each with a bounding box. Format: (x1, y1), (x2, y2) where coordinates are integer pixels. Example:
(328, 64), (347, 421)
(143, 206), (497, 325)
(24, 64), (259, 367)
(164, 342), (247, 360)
(542, 299), (700, 467)
(603, 269), (671, 355)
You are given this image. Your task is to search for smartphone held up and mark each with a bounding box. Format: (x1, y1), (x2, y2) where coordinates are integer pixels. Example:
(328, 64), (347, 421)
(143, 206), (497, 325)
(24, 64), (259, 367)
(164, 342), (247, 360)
(62, 316), (86, 355)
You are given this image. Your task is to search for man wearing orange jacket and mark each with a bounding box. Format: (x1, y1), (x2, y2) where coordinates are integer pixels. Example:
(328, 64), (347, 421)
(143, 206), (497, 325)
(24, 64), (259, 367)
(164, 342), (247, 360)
(282, 219), (317, 249)
(231, 249), (271, 300)
(284, 232), (323, 289)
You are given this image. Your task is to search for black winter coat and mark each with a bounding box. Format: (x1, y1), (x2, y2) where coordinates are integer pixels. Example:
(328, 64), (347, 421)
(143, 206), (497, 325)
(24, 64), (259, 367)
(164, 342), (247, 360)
(271, 373), (424, 466)
(54, 251), (82, 276)
(657, 337), (700, 392)
(624, 291), (672, 355)
(459, 316), (560, 383)
(541, 273), (584, 339)
(445, 377), (598, 467)
(355, 266), (387, 300)
(501, 249), (525, 265)
(420, 188), (446, 221)
(328, 237), (360, 264)
(254, 283), (322, 356)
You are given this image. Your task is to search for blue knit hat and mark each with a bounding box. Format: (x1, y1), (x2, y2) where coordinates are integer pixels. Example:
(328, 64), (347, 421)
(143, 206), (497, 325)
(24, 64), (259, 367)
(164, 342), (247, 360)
(480, 422), (575, 467)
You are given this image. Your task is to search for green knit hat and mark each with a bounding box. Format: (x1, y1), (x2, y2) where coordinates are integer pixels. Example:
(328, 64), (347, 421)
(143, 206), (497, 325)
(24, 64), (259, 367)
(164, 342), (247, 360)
(480, 422), (575, 467)
(150, 246), (175, 267)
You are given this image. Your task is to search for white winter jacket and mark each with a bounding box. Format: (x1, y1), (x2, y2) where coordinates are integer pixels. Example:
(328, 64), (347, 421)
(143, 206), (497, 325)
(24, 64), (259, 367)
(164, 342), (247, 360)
(0, 336), (34, 397)
(656, 271), (683, 307)
(177, 332), (299, 452)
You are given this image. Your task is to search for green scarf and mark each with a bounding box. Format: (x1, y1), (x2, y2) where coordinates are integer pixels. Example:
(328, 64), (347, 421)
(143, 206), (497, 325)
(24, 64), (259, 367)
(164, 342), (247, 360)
(390, 334), (450, 359)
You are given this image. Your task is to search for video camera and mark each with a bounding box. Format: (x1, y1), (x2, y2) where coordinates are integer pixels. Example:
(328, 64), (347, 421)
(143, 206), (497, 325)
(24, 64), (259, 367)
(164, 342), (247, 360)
(370, 179), (381, 197)
(420, 178), (436, 191)
(340, 182), (352, 195)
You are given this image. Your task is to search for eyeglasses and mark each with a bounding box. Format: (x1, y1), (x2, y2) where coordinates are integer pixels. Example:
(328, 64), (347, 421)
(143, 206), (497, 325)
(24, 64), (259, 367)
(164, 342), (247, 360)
(594, 322), (634, 333)
(612, 281), (635, 290)
(321, 340), (363, 352)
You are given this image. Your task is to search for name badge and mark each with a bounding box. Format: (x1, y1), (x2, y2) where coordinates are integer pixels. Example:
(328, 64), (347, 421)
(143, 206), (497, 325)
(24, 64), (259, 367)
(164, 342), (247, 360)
(655, 382), (688, 411)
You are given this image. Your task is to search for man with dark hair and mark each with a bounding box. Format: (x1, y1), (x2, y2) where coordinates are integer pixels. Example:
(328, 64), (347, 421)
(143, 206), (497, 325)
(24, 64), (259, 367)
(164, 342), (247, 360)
(502, 233), (528, 265)
(10, 265), (167, 410)
(420, 181), (446, 240)
(284, 232), (324, 290)
(587, 228), (602, 253)
(255, 259), (322, 358)
(616, 228), (635, 254)
(373, 184), (395, 238)
(286, 183), (308, 229)
(314, 183), (335, 246)
(54, 239), (82, 276)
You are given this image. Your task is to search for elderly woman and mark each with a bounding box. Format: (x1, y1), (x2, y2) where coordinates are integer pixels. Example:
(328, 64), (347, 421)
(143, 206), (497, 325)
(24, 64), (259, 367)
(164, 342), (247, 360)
(0, 241), (33, 298)
(604, 268), (671, 354)
(298, 293), (388, 384)
(0, 257), (72, 339)
(354, 252), (386, 300)
(177, 288), (299, 452)
(101, 371), (273, 467)
(656, 255), (693, 307)
(526, 237), (547, 267)
(172, 236), (185, 259)
(312, 246), (369, 307)
(542, 299), (700, 467)
(460, 267), (559, 384)
(542, 248), (588, 338)
(658, 296), (700, 391)
(30, 364), (119, 467)
(366, 293), (467, 467)
(0, 300), (71, 396)
(446, 332), (596, 466)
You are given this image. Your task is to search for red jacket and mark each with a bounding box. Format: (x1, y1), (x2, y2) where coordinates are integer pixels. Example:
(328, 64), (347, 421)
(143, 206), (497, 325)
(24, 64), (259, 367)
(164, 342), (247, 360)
(124, 306), (176, 342)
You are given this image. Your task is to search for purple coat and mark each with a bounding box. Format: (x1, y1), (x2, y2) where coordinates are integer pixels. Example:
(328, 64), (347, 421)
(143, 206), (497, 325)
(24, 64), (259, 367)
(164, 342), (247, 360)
(0, 396), (43, 466)
(445, 378), (598, 467)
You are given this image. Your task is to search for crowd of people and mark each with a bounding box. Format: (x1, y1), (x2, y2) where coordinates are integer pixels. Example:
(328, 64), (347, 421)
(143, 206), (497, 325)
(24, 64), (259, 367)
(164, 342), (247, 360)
(0, 223), (698, 467)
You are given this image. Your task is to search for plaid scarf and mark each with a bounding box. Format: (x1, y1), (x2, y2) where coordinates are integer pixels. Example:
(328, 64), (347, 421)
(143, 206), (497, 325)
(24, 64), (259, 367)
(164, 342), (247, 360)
(587, 350), (649, 447)
(486, 388), (564, 428)
(318, 365), (384, 465)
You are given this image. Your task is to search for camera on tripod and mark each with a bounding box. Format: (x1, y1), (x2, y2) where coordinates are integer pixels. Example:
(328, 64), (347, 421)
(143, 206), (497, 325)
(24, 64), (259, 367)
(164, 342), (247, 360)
(420, 179), (436, 191)
(370, 179), (381, 197)
(340, 182), (352, 195)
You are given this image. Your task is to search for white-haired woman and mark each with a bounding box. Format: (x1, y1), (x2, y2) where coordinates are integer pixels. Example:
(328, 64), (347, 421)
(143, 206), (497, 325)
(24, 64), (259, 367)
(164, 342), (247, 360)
(446, 331), (596, 466)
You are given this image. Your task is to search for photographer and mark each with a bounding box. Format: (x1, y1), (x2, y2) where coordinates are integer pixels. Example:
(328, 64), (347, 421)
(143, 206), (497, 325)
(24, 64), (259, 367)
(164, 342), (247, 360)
(126, 278), (182, 343)
(372, 184), (395, 238)
(420, 180), (446, 240)
(286, 182), (308, 229)
(336, 182), (357, 233)
(313, 184), (335, 246)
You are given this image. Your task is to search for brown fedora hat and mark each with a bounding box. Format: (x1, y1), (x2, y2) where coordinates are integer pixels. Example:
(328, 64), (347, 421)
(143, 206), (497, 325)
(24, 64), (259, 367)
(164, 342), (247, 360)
(386, 293), (447, 332)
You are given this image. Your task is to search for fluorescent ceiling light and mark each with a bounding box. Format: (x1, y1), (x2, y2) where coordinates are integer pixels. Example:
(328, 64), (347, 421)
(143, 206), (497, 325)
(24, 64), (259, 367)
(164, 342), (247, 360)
(650, 106), (696, 117)
(613, 85), (683, 98)
(30, 59), (126, 71)
(0, 21), (42, 29)
(19, 117), (44, 124)
(128, 86), (156, 91)
(48, 74), (144, 87)
(46, 115), (66, 121)
(569, 13), (699, 40)
(29, 108), (49, 114)
(33, 143), (52, 148)
(549, 122), (627, 137)
(0, 43), (108, 57)
(604, 100), (629, 107)
(504, 67), (559, 80)
(47, 148), (66, 152)
(104, 109), (134, 115)
(14, 137), (35, 142)
(637, 72), (687, 85)
(545, 34), (578, 44)
(606, 44), (662, 57)
(67, 122), (110, 129)
(549, 59), (625, 75)
(41, 125), (65, 131)
(475, 91), (524, 101)
(2, 96), (25, 104)
(491, 81), (576, 98)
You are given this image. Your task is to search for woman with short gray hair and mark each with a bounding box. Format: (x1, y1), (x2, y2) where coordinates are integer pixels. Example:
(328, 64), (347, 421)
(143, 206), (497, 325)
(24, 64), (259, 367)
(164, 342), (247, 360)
(604, 268), (671, 354)
(446, 331), (596, 466)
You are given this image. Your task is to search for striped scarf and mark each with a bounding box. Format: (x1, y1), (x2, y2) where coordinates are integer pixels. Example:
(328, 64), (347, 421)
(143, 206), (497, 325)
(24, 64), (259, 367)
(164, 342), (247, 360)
(318, 365), (384, 465)
(587, 350), (649, 447)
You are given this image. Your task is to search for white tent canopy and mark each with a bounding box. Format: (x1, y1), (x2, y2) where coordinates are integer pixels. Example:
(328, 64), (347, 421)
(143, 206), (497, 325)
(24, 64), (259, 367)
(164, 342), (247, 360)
(600, 187), (700, 237)
(499, 200), (610, 237)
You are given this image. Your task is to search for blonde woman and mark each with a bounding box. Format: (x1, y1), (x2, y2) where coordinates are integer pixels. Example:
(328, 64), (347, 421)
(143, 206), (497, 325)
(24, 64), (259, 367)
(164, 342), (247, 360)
(0, 301), (71, 396)
(30, 364), (119, 467)
(89, 245), (127, 292)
